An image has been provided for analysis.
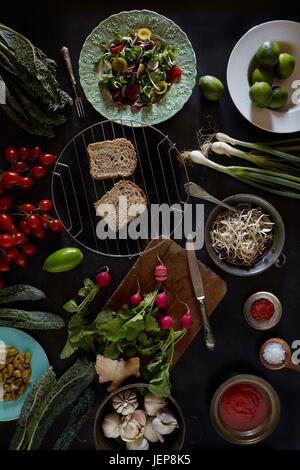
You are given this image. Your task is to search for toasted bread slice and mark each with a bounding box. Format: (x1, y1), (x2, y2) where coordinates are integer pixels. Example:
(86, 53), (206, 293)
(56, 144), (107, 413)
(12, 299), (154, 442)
(95, 180), (147, 232)
(88, 138), (137, 180)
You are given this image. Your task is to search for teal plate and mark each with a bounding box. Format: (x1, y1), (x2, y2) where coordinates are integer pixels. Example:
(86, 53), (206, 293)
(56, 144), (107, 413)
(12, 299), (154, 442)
(0, 328), (48, 421)
(79, 9), (197, 126)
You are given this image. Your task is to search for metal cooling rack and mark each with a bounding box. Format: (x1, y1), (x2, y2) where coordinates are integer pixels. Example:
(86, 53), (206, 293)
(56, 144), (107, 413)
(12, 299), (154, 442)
(51, 119), (189, 258)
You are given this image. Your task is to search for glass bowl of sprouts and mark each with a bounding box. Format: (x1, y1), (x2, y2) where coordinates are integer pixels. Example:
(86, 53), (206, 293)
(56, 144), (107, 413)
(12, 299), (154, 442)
(204, 194), (285, 276)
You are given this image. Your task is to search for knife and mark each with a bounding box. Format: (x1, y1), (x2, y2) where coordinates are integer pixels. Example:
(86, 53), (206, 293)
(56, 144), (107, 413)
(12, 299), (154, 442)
(186, 234), (215, 350)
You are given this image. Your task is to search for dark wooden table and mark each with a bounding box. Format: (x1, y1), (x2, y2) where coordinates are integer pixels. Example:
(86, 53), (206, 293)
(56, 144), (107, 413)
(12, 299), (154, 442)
(1, 0), (300, 451)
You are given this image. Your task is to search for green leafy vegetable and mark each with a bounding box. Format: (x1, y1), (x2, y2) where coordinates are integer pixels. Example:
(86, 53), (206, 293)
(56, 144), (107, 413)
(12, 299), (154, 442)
(52, 386), (96, 450)
(0, 24), (72, 138)
(0, 284), (46, 304)
(10, 358), (96, 450)
(0, 308), (65, 329)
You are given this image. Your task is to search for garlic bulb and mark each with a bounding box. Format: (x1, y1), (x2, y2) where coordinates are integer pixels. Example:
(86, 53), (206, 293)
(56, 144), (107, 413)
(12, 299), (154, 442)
(152, 409), (178, 435)
(144, 392), (168, 416)
(112, 389), (138, 416)
(144, 416), (164, 443)
(102, 412), (121, 438)
(120, 409), (146, 442)
(126, 437), (150, 450)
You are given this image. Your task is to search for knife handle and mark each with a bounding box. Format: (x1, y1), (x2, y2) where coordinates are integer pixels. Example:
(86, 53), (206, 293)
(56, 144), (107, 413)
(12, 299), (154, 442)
(199, 299), (215, 350)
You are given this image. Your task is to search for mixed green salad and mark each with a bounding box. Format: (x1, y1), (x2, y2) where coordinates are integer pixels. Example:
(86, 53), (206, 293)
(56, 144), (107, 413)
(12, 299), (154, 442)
(97, 27), (182, 107)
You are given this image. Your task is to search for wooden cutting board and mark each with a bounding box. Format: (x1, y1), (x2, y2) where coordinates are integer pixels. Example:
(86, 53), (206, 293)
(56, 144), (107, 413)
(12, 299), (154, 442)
(103, 237), (227, 364)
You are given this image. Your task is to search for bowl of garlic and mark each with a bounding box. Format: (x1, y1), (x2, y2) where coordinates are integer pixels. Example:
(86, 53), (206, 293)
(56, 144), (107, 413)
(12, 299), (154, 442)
(94, 383), (185, 450)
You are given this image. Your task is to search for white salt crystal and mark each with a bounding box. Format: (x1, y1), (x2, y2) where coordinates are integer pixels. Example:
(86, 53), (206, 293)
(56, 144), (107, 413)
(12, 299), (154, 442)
(263, 342), (286, 365)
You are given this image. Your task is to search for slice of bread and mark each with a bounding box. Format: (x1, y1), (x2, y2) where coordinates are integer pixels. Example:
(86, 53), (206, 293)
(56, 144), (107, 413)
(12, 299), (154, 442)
(88, 138), (137, 180)
(95, 180), (147, 232)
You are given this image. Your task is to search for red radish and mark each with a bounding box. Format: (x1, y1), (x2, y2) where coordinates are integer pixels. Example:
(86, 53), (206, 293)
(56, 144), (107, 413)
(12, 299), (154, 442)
(154, 263), (167, 282)
(96, 267), (111, 287)
(155, 290), (168, 308)
(130, 292), (141, 306)
(160, 315), (173, 329)
(5, 147), (18, 162)
(181, 305), (193, 328)
(0, 277), (4, 289)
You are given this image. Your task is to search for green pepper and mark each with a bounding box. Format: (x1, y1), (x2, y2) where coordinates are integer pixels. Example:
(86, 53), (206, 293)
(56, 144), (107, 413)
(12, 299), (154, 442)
(42, 248), (83, 273)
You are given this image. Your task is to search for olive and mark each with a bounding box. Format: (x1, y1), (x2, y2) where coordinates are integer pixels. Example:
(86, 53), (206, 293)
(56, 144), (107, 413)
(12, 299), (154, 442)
(5, 355), (14, 364)
(0, 363), (5, 370)
(13, 369), (22, 378)
(5, 377), (14, 384)
(3, 392), (11, 401)
(13, 354), (21, 368)
(24, 352), (32, 364)
(11, 391), (17, 401)
(3, 384), (11, 392)
(7, 364), (14, 376)
(0, 372), (3, 382)
(7, 347), (18, 357)
(22, 368), (31, 383)
(13, 378), (23, 388)
(18, 384), (26, 396)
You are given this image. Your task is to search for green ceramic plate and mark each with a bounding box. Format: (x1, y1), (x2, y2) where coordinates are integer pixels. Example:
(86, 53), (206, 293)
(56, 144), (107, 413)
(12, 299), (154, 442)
(79, 9), (197, 126)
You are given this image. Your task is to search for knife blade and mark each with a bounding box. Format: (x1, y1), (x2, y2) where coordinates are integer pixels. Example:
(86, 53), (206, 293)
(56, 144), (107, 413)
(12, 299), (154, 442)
(186, 234), (215, 350)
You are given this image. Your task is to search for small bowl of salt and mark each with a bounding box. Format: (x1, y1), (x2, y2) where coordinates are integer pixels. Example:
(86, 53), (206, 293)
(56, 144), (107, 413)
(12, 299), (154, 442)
(260, 338), (300, 373)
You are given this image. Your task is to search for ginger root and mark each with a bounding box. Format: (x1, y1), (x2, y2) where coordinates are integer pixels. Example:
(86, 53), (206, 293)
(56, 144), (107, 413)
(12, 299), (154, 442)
(95, 355), (140, 392)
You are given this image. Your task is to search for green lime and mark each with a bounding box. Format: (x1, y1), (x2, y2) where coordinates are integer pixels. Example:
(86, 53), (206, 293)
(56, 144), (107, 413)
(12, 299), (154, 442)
(199, 75), (224, 101)
(251, 67), (274, 86)
(268, 86), (288, 109)
(249, 82), (272, 107)
(255, 41), (280, 68)
(275, 53), (296, 79)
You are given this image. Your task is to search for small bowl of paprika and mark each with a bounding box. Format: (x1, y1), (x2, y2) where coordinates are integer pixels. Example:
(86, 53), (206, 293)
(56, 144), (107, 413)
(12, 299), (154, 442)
(243, 291), (282, 330)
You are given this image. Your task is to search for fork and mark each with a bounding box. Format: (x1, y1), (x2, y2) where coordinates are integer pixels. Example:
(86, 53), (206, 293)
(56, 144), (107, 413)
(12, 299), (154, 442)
(61, 46), (85, 119)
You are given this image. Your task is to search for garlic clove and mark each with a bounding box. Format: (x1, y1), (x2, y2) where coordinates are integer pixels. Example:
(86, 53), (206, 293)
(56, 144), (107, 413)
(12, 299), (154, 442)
(152, 409), (178, 435)
(102, 412), (121, 438)
(120, 409), (146, 442)
(126, 437), (150, 450)
(144, 392), (168, 416)
(112, 389), (138, 416)
(144, 416), (165, 443)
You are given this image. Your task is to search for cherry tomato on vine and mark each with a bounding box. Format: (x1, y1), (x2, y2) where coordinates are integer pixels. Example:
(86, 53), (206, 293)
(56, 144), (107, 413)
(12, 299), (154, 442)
(31, 166), (48, 179)
(0, 183), (5, 195)
(21, 203), (36, 213)
(110, 44), (124, 54)
(26, 215), (40, 230)
(40, 213), (51, 229)
(20, 176), (34, 190)
(31, 226), (45, 239)
(49, 219), (63, 232)
(39, 199), (53, 212)
(23, 243), (37, 256)
(39, 153), (56, 167)
(0, 234), (16, 249)
(14, 252), (27, 268)
(0, 195), (14, 212)
(0, 213), (14, 232)
(18, 146), (30, 159)
(14, 232), (27, 245)
(14, 161), (29, 174)
(2, 171), (21, 188)
(30, 146), (42, 160)
(0, 257), (9, 272)
(9, 224), (18, 235)
(5, 147), (18, 162)
(19, 219), (31, 235)
(3, 247), (18, 262)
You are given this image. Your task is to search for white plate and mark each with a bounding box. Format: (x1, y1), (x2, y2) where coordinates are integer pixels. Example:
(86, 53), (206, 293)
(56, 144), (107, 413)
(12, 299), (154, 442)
(227, 20), (300, 133)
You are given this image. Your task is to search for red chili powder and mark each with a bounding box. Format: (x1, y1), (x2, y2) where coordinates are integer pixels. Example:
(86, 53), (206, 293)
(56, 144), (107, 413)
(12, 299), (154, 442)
(250, 298), (275, 321)
(219, 383), (268, 431)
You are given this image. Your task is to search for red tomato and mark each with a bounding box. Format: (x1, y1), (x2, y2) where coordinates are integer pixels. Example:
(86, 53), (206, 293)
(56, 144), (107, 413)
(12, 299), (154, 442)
(0, 213), (14, 232)
(5, 146), (18, 162)
(0, 277), (5, 289)
(2, 171), (21, 188)
(167, 66), (182, 82)
(26, 215), (40, 230)
(126, 84), (140, 101)
(39, 199), (53, 212)
(19, 220), (31, 235)
(18, 146), (30, 159)
(9, 224), (18, 235)
(31, 226), (45, 239)
(0, 234), (16, 249)
(14, 161), (29, 174)
(31, 166), (48, 179)
(39, 153), (56, 167)
(30, 146), (42, 160)
(14, 232), (28, 245)
(23, 243), (37, 256)
(14, 252), (27, 268)
(110, 44), (124, 54)
(40, 213), (51, 229)
(0, 195), (14, 212)
(3, 247), (19, 262)
(21, 203), (36, 213)
(0, 183), (5, 195)
(49, 219), (63, 232)
(20, 176), (34, 190)
(0, 257), (9, 272)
